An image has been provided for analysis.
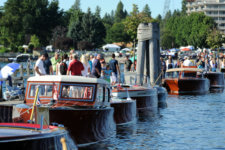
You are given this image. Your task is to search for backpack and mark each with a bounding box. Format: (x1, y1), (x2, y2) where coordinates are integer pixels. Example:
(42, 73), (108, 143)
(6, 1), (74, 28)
(60, 62), (67, 75)
(168, 63), (173, 69)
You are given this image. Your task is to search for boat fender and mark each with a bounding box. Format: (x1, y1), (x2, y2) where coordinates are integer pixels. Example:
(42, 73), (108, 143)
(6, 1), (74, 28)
(58, 124), (64, 127)
(51, 122), (59, 126)
(27, 120), (35, 124)
(60, 137), (68, 150)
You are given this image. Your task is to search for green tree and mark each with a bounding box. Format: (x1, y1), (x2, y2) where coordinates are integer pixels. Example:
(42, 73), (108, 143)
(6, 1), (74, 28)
(123, 4), (152, 42)
(95, 6), (101, 19)
(181, 0), (187, 15)
(0, 0), (62, 47)
(68, 8), (106, 48)
(30, 35), (40, 49)
(115, 1), (127, 23)
(162, 12), (215, 48)
(161, 30), (176, 49)
(105, 22), (131, 43)
(142, 4), (151, 17)
(68, 10), (84, 48)
(206, 29), (225, 50)
(70, 0), (81, 12)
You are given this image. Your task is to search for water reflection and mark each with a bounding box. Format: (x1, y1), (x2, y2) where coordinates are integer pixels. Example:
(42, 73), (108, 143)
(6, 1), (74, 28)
(81, 92), (225, 149)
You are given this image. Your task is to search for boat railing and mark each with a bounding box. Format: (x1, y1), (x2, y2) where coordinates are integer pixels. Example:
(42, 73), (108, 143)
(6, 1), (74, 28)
(166, 67), (204, 78)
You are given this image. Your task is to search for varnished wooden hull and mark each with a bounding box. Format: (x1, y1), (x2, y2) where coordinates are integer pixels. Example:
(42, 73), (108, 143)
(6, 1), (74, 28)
(112, 87), (158, 114)
(163, 78), (210, 95)
(0, 123), (77, 150)
(49, 107), (116, 146)
(205, 72), (224, 92)
(110, 100), (136, 125)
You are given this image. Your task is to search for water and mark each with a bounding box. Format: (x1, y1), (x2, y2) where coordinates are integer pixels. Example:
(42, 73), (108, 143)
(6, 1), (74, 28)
(1, 62), (225, 149)
(81, 92), (225, 150)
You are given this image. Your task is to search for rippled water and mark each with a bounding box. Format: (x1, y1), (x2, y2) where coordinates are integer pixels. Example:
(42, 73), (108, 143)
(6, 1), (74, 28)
(81, 92), (225, 150)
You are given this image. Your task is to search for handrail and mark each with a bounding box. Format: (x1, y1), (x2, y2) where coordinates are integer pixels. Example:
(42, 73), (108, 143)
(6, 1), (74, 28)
(166, 68), (203, 73)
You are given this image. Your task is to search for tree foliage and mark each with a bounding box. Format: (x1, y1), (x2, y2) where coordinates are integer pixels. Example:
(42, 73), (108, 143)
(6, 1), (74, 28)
(0, 0), (62, 47)
(68, 8), (106, 48)
(162, 12), (216, 49)
(114, 1), (127, 23)
(30, 35), (40, 49)
(206, 29), (225, 50)
(105, 22), (131, 43)
(123, 4), (152, 41)
(142, 4), (151, 17)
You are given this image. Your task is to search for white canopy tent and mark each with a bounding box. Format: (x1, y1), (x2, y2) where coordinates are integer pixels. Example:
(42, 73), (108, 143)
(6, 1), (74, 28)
(102, 44), (120, 52)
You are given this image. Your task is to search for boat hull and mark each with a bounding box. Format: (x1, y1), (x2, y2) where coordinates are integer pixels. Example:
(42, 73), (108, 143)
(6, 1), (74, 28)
(164, 78), (210, 95)
(112, 87), (158, 115)
(205, 72), (224, 92)
(110, 100), (136, 125)
(0, 123), (77, 150)
(49, 106), (116, 146)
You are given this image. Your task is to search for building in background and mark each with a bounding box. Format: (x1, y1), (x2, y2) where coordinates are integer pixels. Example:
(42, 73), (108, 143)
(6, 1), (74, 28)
(187, 0), (225, 33)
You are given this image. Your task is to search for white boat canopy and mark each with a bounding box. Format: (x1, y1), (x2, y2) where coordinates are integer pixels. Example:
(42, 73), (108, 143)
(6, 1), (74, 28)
(166, 68), (203, 73)
(27, 75), (109, 85)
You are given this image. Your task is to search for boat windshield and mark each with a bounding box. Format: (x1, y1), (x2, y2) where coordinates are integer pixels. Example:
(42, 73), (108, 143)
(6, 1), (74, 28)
(60, 84), (94, 101)
(29, 84), (53, 97)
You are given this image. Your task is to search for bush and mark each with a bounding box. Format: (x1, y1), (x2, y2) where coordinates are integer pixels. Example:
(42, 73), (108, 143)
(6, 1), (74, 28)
(18, 46), (24, 53)
(0, 47), (9, 53)
(10, 44), (18, 52)
(29, 44), (34, 51)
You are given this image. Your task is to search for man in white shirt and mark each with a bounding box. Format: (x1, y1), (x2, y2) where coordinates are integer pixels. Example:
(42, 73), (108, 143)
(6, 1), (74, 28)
(35, 52), (47, 76)
(183, 56), (193, 66)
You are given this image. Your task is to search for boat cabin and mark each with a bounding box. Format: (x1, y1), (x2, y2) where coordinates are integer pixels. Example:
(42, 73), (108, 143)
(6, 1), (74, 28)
(25, 75), (111, 107)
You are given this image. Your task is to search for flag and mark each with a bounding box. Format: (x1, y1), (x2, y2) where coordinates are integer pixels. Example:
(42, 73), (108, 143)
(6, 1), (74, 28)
(36, 95), (41, 105)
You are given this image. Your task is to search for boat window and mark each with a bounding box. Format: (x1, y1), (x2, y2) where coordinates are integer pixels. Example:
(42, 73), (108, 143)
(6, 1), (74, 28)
(29, 84), (53, 97)
(105, 87), (109, 102)
(61, 85), (93, 100)
(96, 86), (104, 102)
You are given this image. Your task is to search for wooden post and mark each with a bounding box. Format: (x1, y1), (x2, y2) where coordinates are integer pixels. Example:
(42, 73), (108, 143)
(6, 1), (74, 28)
(0, 67), (2, 100)
(27, 62), (30, 77)
(149, 23), (160, 86)
(20, 64), (24, 88)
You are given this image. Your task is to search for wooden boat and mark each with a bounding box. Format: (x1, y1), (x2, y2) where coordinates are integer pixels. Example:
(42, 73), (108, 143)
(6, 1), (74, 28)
(0, 122), (77, 150)
(110, 98), (136, 125)
(111, 84), (158, 115)
(204, 72), (224, 92)
(163, 68), (210, 95)
(18, 75), (116, 146)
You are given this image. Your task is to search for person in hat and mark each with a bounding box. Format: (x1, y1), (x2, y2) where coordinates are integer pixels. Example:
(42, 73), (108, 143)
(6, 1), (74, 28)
(183, 56), (193, 66)
(51, 52), (60, 74)
(34, 51), (47, 76)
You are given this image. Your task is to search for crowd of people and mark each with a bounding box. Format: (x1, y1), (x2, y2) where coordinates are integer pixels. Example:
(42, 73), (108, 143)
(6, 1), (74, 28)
(160, 51), (225, 78)
(34, 51), (134, 85)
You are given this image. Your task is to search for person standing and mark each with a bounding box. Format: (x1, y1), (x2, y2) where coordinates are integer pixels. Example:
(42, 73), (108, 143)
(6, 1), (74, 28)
(51, 52), (60, 74)
(91, 54), (102, 78)
(34, 52), (47, 76)
(160, 57), (166, 78)
(183, 56), (193, 67)
(43, 53), (53, 75)
(80, 54), (90, 76)
(109, 53), (120, 82)
(124, 55), (132, 72)
(57, 54), (69, 75)
(67, 54), (84, 76)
